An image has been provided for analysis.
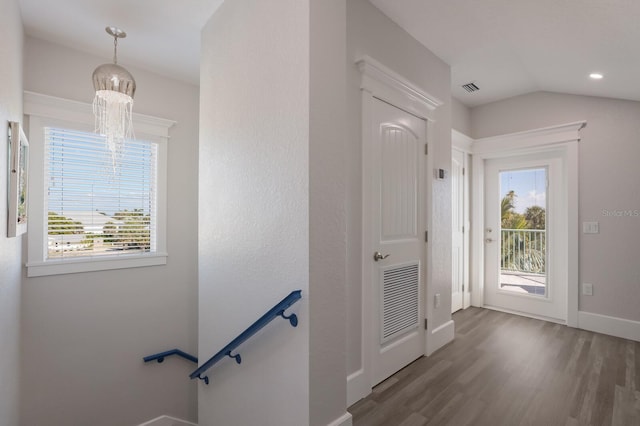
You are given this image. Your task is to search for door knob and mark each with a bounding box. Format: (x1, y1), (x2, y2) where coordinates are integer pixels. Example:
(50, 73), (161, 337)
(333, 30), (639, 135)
(373, 251), (390, 262)
(485, 238), (494, 243)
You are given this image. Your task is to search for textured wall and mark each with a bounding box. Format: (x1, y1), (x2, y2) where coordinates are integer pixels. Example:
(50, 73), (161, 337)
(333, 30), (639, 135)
(21, 37), (199, 426)
(199, 0), (311, 424)
(0, 0), (23, 424)
(309, 0), (348, 424)
(472, 91), (640, 321)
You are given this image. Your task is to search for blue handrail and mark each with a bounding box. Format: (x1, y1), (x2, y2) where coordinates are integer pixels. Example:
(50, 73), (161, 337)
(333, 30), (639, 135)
(189, 289), (302, 385)
(144, 349), (198, 364)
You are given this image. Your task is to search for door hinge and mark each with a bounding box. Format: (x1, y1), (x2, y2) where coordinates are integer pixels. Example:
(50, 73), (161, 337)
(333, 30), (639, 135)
(425, 144), (428, 155)
(462, 225), (465, 233)
(424, 318), (428, 330)
(425, 231), (428, 242)
(462, 167), (466, 176)
(462, 284), (465, 292)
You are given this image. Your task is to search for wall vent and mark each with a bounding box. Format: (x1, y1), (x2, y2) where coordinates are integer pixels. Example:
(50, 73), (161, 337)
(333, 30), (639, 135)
(381, 263), (420, 344)
(461, 82), (480, 93)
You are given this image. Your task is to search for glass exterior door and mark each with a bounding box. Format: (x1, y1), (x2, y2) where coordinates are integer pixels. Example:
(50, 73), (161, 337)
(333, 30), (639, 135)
(499, 168), (547, 297)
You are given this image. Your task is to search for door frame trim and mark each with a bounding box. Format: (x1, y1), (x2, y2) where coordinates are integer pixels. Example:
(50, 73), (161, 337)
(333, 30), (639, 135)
(354, 56), (441, 403)
(470, 121), (585, 327)
(452, 130), (473, 311)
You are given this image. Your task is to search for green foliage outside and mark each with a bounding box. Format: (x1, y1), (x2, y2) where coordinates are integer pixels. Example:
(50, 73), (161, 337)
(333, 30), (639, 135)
(102, 209), (151, 250)
(524, 205), (546, 230)
(48, 212), (84, 235)
(501, 191), (546, 230)
(500, 191), (546, 273)
(48, 209), (150, 252)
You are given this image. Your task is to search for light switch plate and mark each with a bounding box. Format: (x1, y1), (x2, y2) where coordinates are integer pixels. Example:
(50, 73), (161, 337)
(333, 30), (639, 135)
(583, 283), (593, 296)
(583, 222), (599, 234)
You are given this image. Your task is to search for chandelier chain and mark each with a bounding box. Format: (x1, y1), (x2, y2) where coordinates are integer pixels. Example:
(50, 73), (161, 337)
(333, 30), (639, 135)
(113, 36), (118, 64)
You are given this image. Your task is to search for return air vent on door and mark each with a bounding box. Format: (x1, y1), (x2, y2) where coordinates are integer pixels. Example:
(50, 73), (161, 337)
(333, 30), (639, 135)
(381, 263), (420, 344)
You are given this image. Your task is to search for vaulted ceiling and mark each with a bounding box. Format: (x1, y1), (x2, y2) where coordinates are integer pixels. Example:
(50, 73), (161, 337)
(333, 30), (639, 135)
(19, 0), (640, 107)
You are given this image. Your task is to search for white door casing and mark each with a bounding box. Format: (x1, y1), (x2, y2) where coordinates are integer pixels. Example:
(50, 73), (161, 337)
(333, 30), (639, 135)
(354, 56), (442, 401)
(371, 98), (425, 385)
(484, 153), (566, 322)
(451, 148), (469, 313)
(470, 121), (584, 328)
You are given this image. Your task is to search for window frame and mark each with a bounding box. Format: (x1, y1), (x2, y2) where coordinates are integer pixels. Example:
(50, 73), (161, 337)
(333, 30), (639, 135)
(24, 91), (174, 277)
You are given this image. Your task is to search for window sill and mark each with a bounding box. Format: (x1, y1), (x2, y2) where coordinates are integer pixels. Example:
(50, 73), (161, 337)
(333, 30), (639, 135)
(26, 252), (168, 277)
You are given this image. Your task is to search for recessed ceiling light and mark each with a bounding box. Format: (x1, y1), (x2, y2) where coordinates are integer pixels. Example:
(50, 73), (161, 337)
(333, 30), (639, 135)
(589, 73), (604, 80)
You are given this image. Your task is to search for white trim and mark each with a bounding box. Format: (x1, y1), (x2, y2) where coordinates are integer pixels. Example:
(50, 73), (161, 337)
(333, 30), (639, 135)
(469, 121), (585, 327)
(452, 129), (473, 153)
(484, 305), (566, 325)
(482, 154), (566, 321)
(470, 152), (485, 308)
(24, 92), (172, 277)
(451, 144), (471, 311)
(358, 56), (439, 398)
(578, 311), (640, 342)
(326, 412), (353, 426)
(26, 253), (168, 277)
(137, 415), (198, 426)
(426, 320), (454, 356)
(565, 142), (579, 328)
(346, 368), (368, 407)
(355, 55), (442, 120)
(360, 83), (374, 397)
(472, 121), (585, 155)
(24, 91), (176, 138)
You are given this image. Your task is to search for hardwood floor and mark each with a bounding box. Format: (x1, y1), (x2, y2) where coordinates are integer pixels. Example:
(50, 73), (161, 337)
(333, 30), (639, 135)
(349, 307), (640, 426)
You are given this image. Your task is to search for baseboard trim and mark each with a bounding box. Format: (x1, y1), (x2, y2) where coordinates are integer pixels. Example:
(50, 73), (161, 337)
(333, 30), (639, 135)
(347, 368), (370, 407)
(578, 311), (640, 342)
(346, 320), (456, 406)
(137, 415), (198, 426)
(483, 305), (566, 325)
(327, 412), (353, 426)
(427, 320), (455, 356)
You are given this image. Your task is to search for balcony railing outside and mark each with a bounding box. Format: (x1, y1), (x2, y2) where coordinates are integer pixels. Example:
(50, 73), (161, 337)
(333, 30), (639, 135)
(500, 229), (546, 274)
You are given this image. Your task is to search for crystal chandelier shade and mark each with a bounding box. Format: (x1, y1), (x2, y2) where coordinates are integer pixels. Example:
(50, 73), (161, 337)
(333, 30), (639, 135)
(92, 26), (136, 171)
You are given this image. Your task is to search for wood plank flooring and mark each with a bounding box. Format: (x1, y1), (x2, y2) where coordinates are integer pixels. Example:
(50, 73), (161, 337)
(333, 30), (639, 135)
(349, 307), (640, 426)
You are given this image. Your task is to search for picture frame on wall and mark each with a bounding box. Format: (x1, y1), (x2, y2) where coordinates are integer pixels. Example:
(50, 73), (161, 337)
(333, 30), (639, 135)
(8, 121), (29, 237)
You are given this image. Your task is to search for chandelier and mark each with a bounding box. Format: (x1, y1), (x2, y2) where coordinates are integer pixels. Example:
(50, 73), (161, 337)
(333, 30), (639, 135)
(92, 26), (136, 170)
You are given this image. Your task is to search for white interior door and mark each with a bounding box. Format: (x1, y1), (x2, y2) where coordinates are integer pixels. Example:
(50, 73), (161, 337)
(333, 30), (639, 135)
(451, 148), (469, 313)
(371, 98), (426, 385)
(484, 152), (567, 322)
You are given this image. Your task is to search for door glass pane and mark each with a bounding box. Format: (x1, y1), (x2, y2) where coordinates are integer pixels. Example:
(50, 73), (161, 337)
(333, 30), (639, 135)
(499, 168), (547, 297)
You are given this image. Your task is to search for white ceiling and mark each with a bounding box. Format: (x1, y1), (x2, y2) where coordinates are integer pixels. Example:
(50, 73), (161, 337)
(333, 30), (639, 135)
(19, 0), (224, 85)
(370, 0), (640, 106)
(19, 0), (640, 107)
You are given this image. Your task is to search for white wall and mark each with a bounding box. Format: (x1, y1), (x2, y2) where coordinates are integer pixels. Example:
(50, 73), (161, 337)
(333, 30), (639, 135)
(309, 0), (348, 424)
(199, 1), (349, 425)
(452, 97), (472, 136)
(199, 1), (310, 425)
(0, 0), (23, 424)
(20, 37), (199, 426)
(471, 91), (640, 322)
(346, 0), (453, 379)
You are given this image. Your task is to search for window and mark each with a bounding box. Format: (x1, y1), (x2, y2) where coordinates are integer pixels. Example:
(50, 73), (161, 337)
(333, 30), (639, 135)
(46, 127), (157, 259)
(25, 92), (173, 277)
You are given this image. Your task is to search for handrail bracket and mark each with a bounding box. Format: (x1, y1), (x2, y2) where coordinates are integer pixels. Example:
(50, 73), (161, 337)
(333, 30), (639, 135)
(278, 310), (298, 327)
(189, 290), (302, 385)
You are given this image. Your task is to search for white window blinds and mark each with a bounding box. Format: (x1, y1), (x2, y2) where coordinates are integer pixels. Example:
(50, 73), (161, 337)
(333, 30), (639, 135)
(45, 127), (157, 259)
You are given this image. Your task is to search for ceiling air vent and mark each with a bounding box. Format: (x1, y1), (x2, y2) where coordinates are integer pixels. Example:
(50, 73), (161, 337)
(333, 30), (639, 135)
(462, 82), (480, 93)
